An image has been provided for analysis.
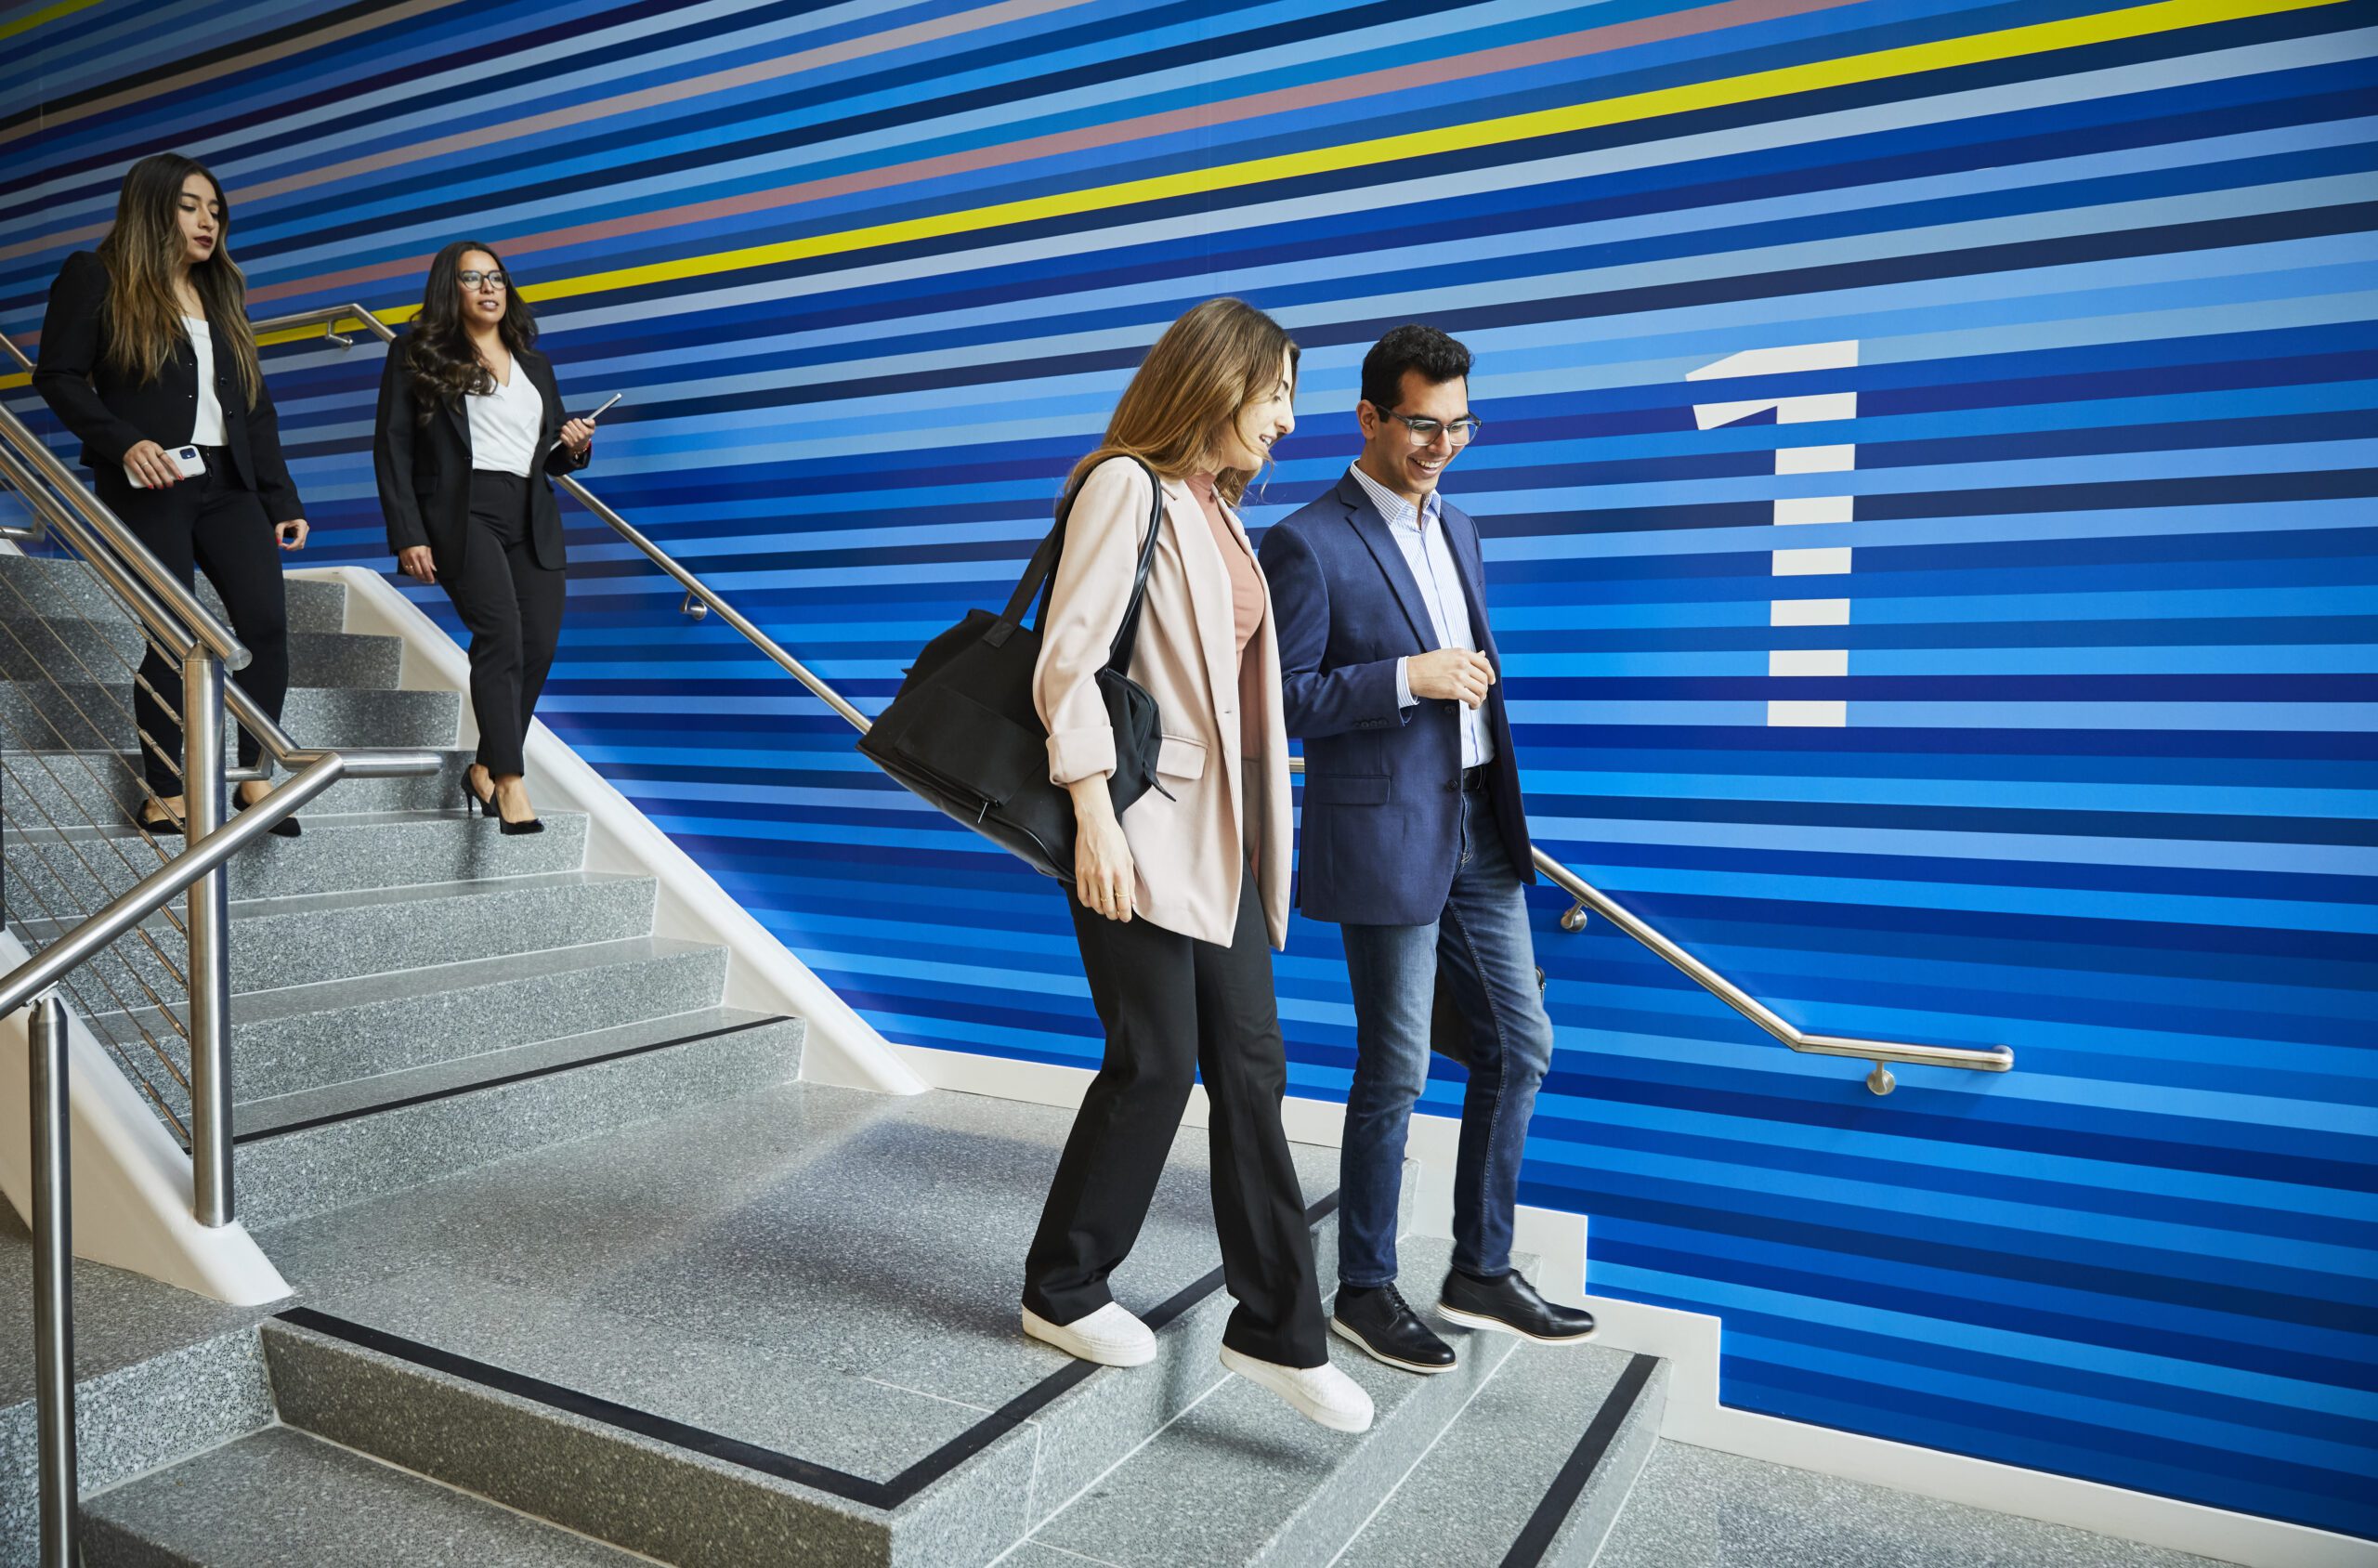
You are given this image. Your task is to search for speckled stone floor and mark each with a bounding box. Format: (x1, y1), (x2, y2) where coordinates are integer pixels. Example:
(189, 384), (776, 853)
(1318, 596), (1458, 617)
(1596, 1440), (2239, 1568)
(254, 1078), (1339, 1488)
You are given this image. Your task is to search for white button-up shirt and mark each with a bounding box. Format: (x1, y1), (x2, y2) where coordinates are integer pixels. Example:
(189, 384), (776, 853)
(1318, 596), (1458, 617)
(1349, 464), (1494, 769)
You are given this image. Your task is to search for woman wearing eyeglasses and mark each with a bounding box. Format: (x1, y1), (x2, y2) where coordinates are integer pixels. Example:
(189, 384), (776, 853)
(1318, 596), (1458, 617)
(372, 241), (595, 834)
(33, 153), (309, 837)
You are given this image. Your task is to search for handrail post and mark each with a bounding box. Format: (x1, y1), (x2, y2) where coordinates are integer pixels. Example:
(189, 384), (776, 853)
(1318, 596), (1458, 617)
(183, 651), (234, 1226)
(28, 992), (81, 1568)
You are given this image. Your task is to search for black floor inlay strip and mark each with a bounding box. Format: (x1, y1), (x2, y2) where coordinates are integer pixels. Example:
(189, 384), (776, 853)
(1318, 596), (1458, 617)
(237, 1014), (793, 1143)
(271, 1190), (1343, 1512)
(1501, 1352), (1660, 1568)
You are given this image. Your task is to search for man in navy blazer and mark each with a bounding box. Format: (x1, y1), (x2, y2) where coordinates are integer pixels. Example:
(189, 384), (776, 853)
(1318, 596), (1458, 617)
(1261, 325), (1594, 1375)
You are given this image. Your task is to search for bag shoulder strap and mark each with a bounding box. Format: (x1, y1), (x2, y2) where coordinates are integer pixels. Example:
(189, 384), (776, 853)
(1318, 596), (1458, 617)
(987, 457), (1165, 666)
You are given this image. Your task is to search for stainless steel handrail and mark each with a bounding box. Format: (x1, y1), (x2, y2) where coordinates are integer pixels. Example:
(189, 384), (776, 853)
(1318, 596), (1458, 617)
(0, 401), (247, 668)
(1, 333), (30, 372)
(25, 992), (77, 1568)
(0, 753), (339, 1020)
(255, 301), (2010, 1093)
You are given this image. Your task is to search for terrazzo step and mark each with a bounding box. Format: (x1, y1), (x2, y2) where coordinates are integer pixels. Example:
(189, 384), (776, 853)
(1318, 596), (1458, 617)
(0, 678), (456, 756)
(1591, 1440), (2232, 1568)
(0, 615), (398, 689)
(98, 934), (728, 1121)
(11, 869), (657, 997)
(2, 807), (585, 909)
(245, 1083), (1395, 1568)
(0, 745), (472, 824)
(0, 551), (347, 634)
(230, 1007), (804, 1227)
(1341, 1339), (1666, 1567)
(1022, 1237), (1517, 1568)
(79, 1425), (651, 1567)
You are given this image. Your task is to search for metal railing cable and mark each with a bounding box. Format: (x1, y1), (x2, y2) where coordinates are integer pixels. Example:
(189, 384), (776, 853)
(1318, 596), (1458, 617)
(238, 300), (2013, 1095)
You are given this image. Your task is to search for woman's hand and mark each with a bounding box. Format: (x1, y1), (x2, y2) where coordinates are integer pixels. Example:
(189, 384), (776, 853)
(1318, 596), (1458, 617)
(1068, 777), (1134, 922)
(276, 518), (309, 551)
(398, 545), (437, 584)
(123, 440), (181, 489)
(558, 416), (595, 454)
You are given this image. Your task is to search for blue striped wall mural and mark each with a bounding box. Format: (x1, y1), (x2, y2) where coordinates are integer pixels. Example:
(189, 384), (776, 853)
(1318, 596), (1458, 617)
(4, 0), (2371, 1540)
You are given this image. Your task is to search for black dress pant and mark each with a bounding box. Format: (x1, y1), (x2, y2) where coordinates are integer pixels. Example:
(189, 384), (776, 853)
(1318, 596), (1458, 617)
(97, 456), (288, 797)
(1024, 878), (1327, 1368)
(438, 472), (565, 778)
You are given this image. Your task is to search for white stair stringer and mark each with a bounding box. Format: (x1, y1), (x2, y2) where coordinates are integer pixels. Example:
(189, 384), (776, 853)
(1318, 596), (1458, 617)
(311, 564), (925, 1099)
(0, 928), (291, 1306)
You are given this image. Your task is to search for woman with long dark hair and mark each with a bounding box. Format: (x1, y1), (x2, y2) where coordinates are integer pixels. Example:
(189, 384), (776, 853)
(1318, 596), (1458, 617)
(33, 152), (307, 836)
(372, 241), (594, 834)
(1020, 299), (1373, 1434)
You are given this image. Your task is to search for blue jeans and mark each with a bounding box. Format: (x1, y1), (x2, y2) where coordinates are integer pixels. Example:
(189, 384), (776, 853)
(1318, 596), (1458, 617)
(1337, 789), (1555, 1288)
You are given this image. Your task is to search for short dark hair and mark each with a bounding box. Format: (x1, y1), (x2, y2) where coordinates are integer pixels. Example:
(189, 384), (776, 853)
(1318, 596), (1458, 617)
(1361, 324), (1471, 415)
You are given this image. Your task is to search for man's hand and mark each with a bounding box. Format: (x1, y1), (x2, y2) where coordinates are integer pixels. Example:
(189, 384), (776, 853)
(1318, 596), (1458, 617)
(398, 545), (437, 584)
(1407, 647), (1494, 708)
(276, 518), (309, 551)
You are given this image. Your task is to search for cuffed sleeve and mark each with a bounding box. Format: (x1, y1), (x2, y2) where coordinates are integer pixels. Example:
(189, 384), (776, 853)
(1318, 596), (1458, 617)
(31, 253), (150, 465)
(1033, 456), (1148, 785)
(244, 364), (306, 524)
(1395, 656), (1415, 710)
(1259, 519), (1408, 738)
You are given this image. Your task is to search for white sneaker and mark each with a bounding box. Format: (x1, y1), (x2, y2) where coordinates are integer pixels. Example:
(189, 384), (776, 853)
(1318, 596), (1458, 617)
(1220, 1344), (1375, 1433)
(1021, 1302), (1156, 1366)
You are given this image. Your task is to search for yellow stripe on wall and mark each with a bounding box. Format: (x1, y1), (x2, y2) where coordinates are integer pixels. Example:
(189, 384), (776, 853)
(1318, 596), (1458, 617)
(519, 0), (2338, 307)
(0, 0), (2342, 399)
(0, 0), (103, 44)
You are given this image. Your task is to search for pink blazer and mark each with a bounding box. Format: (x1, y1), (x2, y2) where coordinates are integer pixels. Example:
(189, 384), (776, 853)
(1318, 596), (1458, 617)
(1034, 457), (1294, 950)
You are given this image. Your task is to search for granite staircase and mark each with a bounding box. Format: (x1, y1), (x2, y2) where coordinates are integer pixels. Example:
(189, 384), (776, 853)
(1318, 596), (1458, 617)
(1, 549), (2223, 1568)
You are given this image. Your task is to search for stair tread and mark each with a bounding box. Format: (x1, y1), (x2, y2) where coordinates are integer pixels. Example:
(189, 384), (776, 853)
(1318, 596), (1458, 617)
(254, 1082), (1342, 1509)
(14, 806), (581, 843)
(233, 1005), (786, 1139)
(116, 934), (716, 1027)
(1026, 1236), (1515, 1568)
(82, 1424), (653, 1566)
(12, 869), (647, 937)
(1343, 1336), (1660, 1567)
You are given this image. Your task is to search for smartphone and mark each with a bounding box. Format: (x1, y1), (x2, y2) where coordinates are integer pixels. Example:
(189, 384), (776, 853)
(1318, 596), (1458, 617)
(127, 445), (205, 489)
(582, 393), (622, 421)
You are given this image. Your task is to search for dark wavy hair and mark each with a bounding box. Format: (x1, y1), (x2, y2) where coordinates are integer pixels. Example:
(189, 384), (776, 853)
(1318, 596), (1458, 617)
(1359, 323), (1471, 415)
(401, 239), (537, 424)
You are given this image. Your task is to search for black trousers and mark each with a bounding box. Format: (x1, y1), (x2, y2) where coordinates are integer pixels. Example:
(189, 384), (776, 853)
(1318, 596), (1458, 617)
(98, 456), (288, 796)
(1023, 878), (1327, 1368)
(438, 473), (565, 778)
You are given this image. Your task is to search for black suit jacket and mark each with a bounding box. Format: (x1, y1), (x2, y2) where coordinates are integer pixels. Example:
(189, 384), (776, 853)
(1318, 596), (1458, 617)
(32, 250), (305, 523)
(372, 332), (590, 573)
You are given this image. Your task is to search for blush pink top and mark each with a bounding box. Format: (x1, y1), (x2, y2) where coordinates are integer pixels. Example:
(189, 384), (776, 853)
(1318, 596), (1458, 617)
(1186, 473), (1262, 673)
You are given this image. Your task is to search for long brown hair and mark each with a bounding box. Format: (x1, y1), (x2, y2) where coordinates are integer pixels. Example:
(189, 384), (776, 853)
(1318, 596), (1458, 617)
(401, 239), (539, 424)
(94, 153), (262, 408)
(1065, 298), (1298, 507)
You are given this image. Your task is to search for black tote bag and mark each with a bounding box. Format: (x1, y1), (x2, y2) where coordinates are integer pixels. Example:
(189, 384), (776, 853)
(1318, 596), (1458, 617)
(858, 458), (1168, 881)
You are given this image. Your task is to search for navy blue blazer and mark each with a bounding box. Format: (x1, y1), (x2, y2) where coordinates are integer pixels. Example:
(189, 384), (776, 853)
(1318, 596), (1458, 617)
(1259, 470), (1532, 926)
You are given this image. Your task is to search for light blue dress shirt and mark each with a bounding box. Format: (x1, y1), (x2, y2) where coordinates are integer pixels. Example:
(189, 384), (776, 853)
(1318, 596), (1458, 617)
(1349, 464), (1494, 768)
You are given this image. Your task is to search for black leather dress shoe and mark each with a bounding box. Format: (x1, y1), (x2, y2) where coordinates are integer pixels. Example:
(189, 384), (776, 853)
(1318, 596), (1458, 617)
(1331, 1283), (1457, 1375)
(1437, 1267), (1597, 1344)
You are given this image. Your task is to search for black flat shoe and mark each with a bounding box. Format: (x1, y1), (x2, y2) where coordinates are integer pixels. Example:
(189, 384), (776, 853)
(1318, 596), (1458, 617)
(1437, 1267), (1596, 1344)
(235, 789), (301, 838)
(1331, 1283), (1456, 1375)
(132, 806), (184, 836)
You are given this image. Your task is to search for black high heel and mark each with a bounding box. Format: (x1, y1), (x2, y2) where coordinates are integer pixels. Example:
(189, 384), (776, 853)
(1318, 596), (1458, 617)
(235, 787), (301, 838)
(480, 773), (542, 835)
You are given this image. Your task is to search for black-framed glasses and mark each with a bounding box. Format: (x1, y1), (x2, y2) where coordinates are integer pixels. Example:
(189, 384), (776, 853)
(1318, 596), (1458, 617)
(457, 269), (508, 291)
(1379, 412), (1482, 448)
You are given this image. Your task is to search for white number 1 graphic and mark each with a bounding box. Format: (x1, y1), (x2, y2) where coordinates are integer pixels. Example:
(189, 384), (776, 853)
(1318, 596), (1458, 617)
(1689, 341), (1860, 727)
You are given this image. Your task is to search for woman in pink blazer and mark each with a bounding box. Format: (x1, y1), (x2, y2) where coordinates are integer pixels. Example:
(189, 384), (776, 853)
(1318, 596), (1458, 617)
(1019, 299), (1373, 1435)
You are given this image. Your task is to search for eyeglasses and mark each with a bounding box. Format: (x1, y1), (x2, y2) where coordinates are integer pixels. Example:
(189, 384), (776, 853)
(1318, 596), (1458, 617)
(1378, 412), (1482, 449)
(457, 269), (508, 291)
